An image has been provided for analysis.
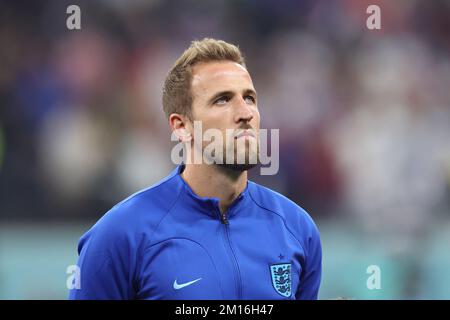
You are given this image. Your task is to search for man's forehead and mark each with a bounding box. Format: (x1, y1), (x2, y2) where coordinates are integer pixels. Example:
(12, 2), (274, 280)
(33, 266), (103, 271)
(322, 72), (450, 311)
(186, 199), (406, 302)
(191, 61), (254, 94)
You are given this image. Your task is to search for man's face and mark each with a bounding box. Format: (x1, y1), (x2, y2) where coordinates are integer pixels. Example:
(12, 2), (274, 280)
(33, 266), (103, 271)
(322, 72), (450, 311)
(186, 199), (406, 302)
(189, 60), (260, 171)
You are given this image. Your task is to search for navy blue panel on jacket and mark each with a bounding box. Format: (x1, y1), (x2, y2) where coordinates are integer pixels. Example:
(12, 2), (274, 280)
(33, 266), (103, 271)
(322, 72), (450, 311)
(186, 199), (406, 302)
(69, 165), (322, 300)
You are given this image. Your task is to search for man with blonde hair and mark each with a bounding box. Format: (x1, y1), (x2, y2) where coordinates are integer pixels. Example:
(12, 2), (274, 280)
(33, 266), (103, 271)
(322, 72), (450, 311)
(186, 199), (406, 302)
(69, 38), (322, 300)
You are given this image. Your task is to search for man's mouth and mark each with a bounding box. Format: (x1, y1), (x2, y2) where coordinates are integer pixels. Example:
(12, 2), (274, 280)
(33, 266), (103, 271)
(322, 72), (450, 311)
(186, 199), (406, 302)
(234, 129), (256, 139)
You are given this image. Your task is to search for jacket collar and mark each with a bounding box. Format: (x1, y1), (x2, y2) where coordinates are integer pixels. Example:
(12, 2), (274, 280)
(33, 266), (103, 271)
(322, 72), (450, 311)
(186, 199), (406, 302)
(174, 164), (250, 219)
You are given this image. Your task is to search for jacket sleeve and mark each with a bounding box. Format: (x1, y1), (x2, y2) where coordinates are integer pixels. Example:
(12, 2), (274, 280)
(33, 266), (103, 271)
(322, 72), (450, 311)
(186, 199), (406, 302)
(295, 219), (322, 300)
(68, 211), (135, 300)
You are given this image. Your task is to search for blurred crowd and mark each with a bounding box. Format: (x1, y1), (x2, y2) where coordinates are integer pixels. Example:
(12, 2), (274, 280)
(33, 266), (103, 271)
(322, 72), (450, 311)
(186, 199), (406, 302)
(1, 0), (449, 247)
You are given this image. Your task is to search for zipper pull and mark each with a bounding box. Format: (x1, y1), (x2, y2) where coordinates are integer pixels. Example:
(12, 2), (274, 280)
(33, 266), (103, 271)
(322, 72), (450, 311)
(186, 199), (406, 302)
(221, 213), (229, 225)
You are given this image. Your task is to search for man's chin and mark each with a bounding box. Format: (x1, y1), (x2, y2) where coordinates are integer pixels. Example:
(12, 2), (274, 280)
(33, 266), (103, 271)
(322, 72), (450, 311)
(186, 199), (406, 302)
(217, 162), (258, 172)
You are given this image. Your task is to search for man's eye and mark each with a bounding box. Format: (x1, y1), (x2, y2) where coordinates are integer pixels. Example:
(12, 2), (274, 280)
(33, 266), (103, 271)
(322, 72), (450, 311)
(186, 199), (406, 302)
(244, 95), (256, 104)
(214, 96), (230, 105)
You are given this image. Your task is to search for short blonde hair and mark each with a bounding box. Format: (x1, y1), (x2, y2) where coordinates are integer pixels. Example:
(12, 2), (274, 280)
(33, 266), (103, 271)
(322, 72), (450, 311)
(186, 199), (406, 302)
(162, 38), (246, 120)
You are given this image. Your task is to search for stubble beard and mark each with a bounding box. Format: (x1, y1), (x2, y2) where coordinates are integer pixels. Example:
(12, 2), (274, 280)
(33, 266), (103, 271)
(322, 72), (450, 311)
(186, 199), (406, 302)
(217, 138), (259, 172)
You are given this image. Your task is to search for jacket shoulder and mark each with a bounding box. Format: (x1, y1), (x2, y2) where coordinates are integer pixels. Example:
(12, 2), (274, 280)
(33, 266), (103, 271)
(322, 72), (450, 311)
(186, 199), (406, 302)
(78, 168), (182, 254)
(248, 181), (320, 243)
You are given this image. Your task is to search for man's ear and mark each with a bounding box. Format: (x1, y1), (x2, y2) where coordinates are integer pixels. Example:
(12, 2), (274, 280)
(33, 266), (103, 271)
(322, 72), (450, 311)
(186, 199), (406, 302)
(169, 113), (192, 142)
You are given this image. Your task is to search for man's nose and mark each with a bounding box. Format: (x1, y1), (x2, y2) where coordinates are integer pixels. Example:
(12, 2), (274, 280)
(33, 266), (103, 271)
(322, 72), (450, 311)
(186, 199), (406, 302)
(234, 97), (254, 123)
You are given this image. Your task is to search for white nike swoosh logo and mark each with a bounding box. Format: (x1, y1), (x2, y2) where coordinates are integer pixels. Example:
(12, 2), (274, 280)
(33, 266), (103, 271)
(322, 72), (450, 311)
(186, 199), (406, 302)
(173, 278), (202, 290)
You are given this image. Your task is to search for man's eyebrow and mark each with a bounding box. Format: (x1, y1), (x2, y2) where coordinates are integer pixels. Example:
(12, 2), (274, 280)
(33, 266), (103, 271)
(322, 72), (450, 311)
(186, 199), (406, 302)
(207, 89), (257, 104)
(243, 88), (257, 98)
(207, 91), (234, 104)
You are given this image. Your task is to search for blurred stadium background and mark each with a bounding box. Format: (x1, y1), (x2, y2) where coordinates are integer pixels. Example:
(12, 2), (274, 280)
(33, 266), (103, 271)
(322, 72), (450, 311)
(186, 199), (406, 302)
(1, 0), (449, 299)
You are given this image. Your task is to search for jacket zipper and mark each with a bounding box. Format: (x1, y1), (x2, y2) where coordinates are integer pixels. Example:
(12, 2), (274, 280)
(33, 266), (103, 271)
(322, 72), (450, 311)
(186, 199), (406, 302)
(219, 210), (243, 300)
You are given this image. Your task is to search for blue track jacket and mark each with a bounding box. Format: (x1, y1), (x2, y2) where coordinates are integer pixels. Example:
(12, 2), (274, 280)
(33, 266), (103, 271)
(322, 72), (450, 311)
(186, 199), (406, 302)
(69, 165), (322, 300)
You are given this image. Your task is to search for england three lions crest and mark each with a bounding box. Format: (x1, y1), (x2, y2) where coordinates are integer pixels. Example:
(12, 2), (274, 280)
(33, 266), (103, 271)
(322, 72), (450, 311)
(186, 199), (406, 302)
(270, 263), (292, 298)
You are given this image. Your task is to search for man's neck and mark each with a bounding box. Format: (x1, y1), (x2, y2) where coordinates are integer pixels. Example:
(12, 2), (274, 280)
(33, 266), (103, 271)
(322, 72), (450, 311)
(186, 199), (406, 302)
(181, 164), (247, 214)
